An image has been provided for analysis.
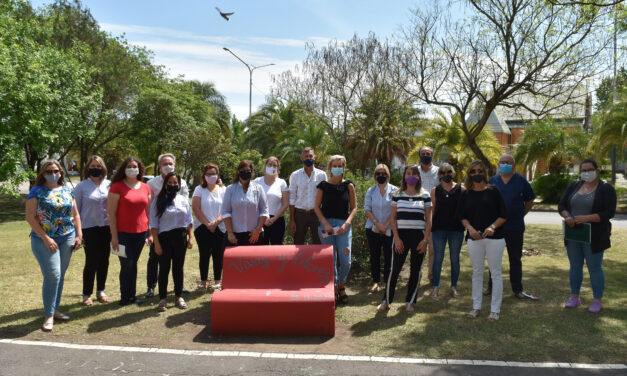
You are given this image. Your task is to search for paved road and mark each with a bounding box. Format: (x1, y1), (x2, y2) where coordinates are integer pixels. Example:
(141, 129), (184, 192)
(0, 341), (624, 376)
(525, 211), (627, 229)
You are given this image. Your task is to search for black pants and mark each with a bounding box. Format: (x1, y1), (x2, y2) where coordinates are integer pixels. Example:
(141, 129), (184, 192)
(146, 243), (159, 289)
(488, 229), (524, 293)
(366, 228), (392, 284)
(194, 225), (226, 281)
(157, 228), (188, 299)
(82, 226), (111, 296)
(229, 231), (265, 246)
(383, 229), (425, 304)
(118, 231), (147, 302)
(293, 210), (321, 244)
(261, 216), (286, 245)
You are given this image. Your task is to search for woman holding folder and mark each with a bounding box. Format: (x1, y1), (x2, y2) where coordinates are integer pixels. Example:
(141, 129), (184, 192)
(558, 159), (617, 313)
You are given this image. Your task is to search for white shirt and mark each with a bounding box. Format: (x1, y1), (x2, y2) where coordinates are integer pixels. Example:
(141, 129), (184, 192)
(288, 167), (327, 210)
(419, 164), (440, 193)
(147, 174), (189, 198)
(254, 176), (288, 216)
(192, 185), (226, 232)
(149, 194), (193, 233)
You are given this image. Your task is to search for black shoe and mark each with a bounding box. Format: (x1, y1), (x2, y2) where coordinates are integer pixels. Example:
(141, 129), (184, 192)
(145, 288), (154, 298)
(119, 298), (131, 307)
(182, 288), (190, 294)
(133, 298), (143, 306)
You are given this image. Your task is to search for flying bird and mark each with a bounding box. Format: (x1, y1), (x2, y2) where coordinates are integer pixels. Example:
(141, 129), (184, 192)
(215, 7), (234, 21)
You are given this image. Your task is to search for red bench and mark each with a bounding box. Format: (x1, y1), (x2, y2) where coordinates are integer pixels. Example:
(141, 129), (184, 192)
(211, 244), (335, 336)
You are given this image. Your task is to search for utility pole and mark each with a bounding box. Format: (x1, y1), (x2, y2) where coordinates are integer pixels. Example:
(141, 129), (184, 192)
(611, 4), (618, 185)
(223, 47), (275, 118)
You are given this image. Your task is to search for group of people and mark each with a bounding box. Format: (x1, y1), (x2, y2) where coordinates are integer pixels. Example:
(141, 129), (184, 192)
(26, 145), (616, 332)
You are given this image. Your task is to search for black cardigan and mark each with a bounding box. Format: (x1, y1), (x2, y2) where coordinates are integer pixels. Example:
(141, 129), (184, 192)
(557, 180), (617, 253)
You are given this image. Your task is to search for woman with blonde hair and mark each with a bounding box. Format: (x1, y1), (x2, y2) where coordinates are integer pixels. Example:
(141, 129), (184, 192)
(314, 155), (357, 304)
(25, 160), (82, 332)
(254, 156), (289, 245)
(459, 160), (507, 321)
(364, 164), (397, 293)
(74, 156), (111, 305)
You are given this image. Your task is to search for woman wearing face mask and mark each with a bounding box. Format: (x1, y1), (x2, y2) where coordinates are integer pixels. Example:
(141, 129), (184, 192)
(26, 160), (82, 332)
(254, 157), (289, 245)
(314, 155), (357, 304)
(429, 163), (465, 299)
(108, 157), (152, 306)
(192, 163), (226, 291)
(364, 164), (397, 293)
(222, 160), (269, 246)
(377, 164), (432, 313)
(558, 159), (616, 313)
(74, 156), (111, 306)
(150, 172), (194, 311)
(459, 160), (507, 321)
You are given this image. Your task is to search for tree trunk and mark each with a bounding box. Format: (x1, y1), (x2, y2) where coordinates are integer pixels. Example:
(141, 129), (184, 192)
(467, 136), (495, 177)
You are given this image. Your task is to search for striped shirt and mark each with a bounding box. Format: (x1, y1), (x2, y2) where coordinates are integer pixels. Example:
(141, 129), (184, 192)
(392, 190), (432, 230)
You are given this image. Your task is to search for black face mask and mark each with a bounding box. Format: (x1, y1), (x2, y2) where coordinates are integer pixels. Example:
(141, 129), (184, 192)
(88, 168), (103, 178)
(471, 174), (485, 183)
(440, 175), (453, 183)
(239, 170), (252, 181)
(166, 185), (180, 194)
(376, 175), (387, 184)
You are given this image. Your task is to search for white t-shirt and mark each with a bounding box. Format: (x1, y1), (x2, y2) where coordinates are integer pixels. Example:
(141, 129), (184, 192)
(254, 176), (288, 216)
(192, 185), (226, 232)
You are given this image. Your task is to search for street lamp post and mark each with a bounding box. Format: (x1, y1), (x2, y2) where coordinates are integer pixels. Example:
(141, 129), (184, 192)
(223, 47), (275, 118)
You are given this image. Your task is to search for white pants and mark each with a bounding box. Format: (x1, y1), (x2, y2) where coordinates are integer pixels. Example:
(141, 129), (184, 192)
(467, 238), (505, 313)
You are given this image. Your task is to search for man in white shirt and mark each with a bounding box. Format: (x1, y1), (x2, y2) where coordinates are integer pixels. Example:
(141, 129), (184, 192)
(288, 147), (327, 244)
(418, 146), (439, 285)
(145, 153), (189, 298)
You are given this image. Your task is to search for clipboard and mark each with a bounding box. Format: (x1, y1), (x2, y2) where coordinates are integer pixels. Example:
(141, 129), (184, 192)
(111, 243), (127, 258)
(563, 221), (591, 244)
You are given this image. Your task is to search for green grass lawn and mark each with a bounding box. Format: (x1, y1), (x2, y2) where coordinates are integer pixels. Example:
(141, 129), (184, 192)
(1, 194), (625, 363)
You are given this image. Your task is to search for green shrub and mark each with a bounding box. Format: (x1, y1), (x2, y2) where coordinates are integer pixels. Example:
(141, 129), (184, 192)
(531, 173), (576, 204)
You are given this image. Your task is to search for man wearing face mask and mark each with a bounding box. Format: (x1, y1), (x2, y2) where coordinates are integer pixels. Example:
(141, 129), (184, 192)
(288, 147), (327, 245)
(417, 146), (439, 284)
(487, 154), (536, 299)
(145, 153), (189, 298)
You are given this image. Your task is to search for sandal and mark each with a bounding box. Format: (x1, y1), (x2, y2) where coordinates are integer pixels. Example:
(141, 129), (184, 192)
(53, 312), (70, 322)
(488, 312), (499, 321)
(96, 292), (109, 303)
(377, 301), (389, 312)
(42, 321), (54, 332)
(405, 303), (415, 313)
(466, 309), (480, 318)
(82, 295), (93, 306)
(157, 299), (167, 312)
(175, 297), (188, 309)
(337, 287), (348, 304)
(369, 283), (379, 293)
(429, 287), (439, 299)
(450, 287), (461, 298)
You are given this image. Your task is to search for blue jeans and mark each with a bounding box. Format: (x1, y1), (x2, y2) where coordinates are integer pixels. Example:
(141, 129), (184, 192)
(118, 231), (147, 301)
(31, 232), (75, 317)
(566, 240), (605, 299)
(431, 230), (464, 288)
(318, 218), (352, 286)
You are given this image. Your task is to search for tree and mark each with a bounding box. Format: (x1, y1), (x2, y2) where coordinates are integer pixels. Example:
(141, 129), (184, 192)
(407, 108), (503, 179)
(272, 116), (331, 177)
(595, 67), (626, 110)
(346, 85), (422, 172)
(399, 0), (613, 175)
(244, 99), (299, 157)
(591, 86), (627, 159)
(513, 119), (589, 174)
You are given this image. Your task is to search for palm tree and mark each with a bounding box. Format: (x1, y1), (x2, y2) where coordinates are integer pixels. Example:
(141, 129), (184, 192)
(245, 99), (298, 157)
(273, 117), (330, 176)
(513, 118), (588, 175)
(591, 88), (626, 160)
(188, 80), (231, 136)
(407, 108), (502, 178)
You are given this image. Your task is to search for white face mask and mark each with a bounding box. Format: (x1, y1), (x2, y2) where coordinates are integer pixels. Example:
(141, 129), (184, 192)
(265, 166), (277, 176)
(580, 171), (597, 182)
(161, 165), (175, 175)
(125, 167), (139, 177)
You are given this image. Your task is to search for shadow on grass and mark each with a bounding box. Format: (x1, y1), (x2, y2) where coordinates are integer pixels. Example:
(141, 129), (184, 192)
(0, 194), (26, 223)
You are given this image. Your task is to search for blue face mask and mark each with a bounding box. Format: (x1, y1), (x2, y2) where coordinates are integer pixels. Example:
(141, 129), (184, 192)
(499, 164), (513, 174)
(331, 167), (344, 176)
(420, 155), (432, 165)
(303, 159), (315, 167)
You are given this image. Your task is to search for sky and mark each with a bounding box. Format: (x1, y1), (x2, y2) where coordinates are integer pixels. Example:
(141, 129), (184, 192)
(30, 0), (432, 120)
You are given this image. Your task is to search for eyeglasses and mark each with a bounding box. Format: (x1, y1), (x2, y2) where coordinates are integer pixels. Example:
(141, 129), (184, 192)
(45, 169), (60, 175)
(375, 173), (388, 177)
(581, 168), (596, 172)
(469, 169), (484, 174)
(438, 170), (453, 175)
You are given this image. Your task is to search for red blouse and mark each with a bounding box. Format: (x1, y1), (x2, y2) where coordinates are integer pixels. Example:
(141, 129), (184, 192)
(109, 181), (151, 233)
